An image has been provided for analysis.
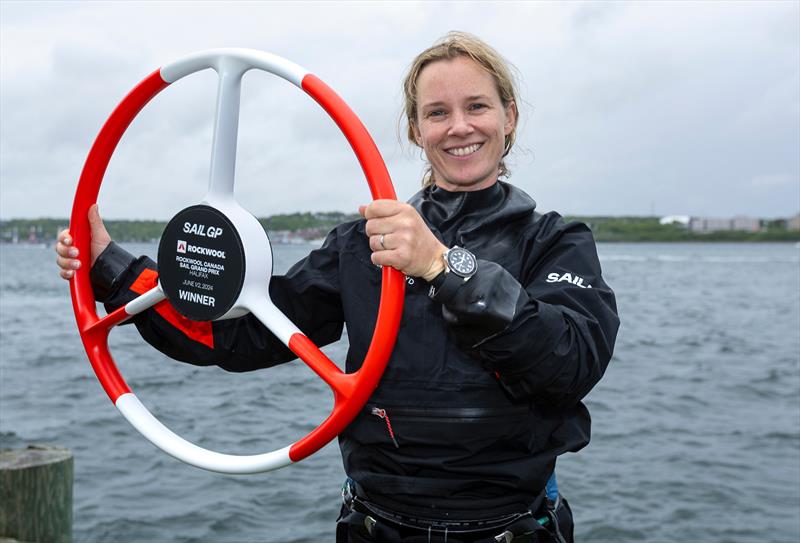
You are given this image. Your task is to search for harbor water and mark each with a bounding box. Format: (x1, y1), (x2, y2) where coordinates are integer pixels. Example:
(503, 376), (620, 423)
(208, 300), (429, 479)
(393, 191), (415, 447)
(1, 242), (798, 542)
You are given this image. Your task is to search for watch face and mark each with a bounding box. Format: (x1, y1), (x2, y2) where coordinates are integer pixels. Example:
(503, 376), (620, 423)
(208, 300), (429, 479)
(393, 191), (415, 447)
(447, 248), (476, 276)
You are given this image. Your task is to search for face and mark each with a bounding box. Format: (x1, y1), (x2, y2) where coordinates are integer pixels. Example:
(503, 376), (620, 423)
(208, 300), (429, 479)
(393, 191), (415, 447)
(413, 56), (516, 192)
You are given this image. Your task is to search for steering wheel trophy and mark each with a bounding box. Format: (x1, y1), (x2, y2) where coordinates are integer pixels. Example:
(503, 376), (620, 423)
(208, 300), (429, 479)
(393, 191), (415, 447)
(69, 49), (405, 473)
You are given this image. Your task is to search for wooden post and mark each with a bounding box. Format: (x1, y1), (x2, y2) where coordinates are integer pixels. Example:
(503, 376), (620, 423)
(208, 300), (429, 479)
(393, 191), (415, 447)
(0, 446), (73, 543)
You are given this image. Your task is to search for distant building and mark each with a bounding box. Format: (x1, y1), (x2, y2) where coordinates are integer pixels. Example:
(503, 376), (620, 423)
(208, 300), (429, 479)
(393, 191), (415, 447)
(788, 214), (800, 231)
(731, 216), (761, 232)
(659, 215), (690, 227)
(269, 230), (293, 244)
(690, 217), (731, 233)
(689, 216), (761, 233)
(266, 228), (327, 244)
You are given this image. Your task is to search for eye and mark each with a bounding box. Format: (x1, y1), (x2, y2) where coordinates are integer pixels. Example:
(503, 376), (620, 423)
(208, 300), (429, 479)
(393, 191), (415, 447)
(426, 109), (445, 118)
(469, 103), (488, 111)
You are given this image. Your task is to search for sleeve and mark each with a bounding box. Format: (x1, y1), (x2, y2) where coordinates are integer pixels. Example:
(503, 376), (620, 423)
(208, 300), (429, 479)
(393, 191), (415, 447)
(90, 231), (346, 373)
(438, 215), (619, 406)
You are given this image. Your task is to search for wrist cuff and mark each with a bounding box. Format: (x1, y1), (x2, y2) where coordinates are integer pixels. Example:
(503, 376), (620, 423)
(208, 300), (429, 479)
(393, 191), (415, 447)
(90, 242), (136, 302)
(427, 269), (465, 303)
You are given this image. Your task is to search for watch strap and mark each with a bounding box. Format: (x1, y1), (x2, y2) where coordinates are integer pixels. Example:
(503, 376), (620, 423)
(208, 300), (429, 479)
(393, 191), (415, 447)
(429, 269), (446, 289)
(428, 268), (465, 302)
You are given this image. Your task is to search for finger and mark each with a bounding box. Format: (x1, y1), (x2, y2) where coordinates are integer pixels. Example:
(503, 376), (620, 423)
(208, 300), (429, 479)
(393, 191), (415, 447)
(370, 250), (404, 272)
(58, 230), (72, 245)
(56, 255), (81, 270)
(370, 250), (392, 268)
(358, 205), (367, 218)
(368, 233), (393, 253)
(368, 235), (380, 252)
(88, 204), (105, 232)
(60, 269), (74, 280)
(364, 216), (395, 237)
(55, 243), (79, 258)
(361, 200), (404, 220)
(55, 238), (78, 256)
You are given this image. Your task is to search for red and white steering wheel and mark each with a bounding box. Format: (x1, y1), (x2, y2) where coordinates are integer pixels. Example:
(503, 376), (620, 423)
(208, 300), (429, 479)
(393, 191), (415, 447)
(69, 48), (405, 473)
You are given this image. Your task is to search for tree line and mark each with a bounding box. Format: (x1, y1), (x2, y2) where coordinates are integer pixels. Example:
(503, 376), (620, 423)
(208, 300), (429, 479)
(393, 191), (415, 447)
(1, 214), (798, 244)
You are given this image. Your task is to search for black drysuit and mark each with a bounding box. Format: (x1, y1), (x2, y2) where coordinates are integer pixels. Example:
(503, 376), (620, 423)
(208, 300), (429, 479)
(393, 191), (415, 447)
(91, 181), (619, 520)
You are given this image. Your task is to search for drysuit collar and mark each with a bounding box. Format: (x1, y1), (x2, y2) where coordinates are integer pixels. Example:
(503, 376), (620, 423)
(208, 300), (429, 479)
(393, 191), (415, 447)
(410, 180), (538, 238)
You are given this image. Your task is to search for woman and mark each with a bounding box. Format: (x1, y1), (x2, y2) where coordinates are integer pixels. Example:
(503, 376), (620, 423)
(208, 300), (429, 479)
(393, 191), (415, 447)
(57, 32), (619, 542)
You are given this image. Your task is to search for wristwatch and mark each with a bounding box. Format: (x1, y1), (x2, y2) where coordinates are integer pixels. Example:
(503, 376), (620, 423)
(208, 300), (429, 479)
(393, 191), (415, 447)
(428, 246), (478, 301)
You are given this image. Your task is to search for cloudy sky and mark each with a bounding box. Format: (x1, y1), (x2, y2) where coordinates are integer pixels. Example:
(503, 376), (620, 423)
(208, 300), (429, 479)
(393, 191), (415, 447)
(1, 0), (798, 220)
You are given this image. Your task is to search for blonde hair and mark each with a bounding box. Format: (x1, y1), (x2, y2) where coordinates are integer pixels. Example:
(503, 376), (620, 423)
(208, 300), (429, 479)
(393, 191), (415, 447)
(402, 31), (520, 187)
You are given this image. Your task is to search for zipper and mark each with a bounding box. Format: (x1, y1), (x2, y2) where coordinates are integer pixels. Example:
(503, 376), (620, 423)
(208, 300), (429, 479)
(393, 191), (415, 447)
(368, 404), (530, 422)
(367, 404), (531, 449)
(370, 407), (399, 448)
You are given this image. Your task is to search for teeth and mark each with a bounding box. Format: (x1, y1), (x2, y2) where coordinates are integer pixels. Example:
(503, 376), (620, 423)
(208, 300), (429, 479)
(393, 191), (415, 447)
(447, 143), (481, 157)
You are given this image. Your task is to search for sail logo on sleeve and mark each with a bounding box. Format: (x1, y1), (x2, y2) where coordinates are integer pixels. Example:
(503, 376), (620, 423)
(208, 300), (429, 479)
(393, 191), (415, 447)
(546, 272), (592, 289)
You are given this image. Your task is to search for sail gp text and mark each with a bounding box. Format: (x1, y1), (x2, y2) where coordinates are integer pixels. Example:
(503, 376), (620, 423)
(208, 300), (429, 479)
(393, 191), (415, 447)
(183, 222), (223, 238)
(176, 255), (225, 279)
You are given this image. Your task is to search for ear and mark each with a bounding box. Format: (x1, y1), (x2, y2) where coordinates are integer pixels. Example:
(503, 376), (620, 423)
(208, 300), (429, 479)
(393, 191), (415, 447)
(504, 101), (517, 136)
(411, 121), (423, 146)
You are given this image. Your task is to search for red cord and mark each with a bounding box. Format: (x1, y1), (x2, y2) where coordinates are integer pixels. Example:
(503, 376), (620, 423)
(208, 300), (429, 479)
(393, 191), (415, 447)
(371, 407), (399, 448)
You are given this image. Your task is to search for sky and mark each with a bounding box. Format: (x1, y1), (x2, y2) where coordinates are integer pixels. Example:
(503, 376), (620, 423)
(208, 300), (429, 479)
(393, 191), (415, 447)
(1, 0), (798, 220)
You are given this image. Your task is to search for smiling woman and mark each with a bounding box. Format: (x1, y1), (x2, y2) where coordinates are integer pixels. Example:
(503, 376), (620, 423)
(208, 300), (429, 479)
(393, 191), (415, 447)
(56, 32), (619, 543)
(402, 31), (519, 191)
(412, 56), (517, 192)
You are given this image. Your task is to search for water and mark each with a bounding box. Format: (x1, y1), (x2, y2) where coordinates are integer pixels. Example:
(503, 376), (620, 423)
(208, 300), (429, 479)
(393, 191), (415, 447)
(1, 242), (798, 542)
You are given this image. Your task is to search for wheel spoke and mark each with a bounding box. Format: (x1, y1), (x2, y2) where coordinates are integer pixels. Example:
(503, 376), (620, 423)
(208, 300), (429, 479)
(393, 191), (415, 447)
(248, 300), (355, 399)
(84, 285), (167, 334)
(288, 334), (355, 401)
(206, 58), (247, 201)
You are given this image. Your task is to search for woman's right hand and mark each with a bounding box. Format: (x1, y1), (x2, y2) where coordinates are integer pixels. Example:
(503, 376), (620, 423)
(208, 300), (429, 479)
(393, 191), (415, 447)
(55, 204), (112, 280)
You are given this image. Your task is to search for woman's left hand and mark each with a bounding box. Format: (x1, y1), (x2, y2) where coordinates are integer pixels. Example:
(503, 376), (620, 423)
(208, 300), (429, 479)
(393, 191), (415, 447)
(360, 200), (447, 281)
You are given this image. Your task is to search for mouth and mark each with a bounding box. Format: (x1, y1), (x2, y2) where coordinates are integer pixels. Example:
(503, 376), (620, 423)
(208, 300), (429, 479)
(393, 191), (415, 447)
(445, 143), (483, 157)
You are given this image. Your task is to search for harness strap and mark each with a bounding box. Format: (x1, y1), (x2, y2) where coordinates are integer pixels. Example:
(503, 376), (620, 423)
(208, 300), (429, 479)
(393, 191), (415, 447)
(339, 498), (549, 542)
(338, 479), (559, 542)
(336, 509), (372, 542)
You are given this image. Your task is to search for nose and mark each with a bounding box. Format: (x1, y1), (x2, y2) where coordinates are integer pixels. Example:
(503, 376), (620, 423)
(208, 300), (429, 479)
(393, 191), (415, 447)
(447, 110), (473, 137)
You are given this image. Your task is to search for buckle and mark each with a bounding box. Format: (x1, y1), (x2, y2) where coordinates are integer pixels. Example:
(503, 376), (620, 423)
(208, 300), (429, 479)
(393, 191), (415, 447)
(341, 478), (356, 509)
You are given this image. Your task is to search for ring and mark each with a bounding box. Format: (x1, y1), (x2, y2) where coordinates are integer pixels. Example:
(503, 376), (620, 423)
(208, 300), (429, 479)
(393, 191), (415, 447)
(379, 234), (386, 250)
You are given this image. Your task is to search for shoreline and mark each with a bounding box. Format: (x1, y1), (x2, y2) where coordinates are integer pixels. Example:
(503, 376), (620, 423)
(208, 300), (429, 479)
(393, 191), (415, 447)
(2, 215), (799, 245)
